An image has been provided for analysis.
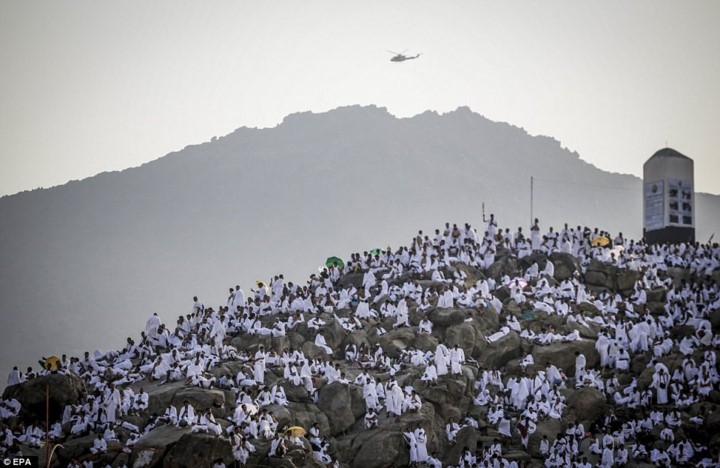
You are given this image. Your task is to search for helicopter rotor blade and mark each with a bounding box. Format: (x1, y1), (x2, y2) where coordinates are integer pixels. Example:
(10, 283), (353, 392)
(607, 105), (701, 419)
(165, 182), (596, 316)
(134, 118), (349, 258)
(386, 50), (402, 55)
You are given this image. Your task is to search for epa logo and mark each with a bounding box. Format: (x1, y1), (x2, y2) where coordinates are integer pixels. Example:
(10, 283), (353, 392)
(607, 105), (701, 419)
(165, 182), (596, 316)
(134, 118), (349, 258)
(2, 457), (38, 467)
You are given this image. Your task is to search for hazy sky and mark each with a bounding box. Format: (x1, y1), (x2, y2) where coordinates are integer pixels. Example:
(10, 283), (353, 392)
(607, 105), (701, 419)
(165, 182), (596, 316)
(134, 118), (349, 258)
(1, 1), (719, 197)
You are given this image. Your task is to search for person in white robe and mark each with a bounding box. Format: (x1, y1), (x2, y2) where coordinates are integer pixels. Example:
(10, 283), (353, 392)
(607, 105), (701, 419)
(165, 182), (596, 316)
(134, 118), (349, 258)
(362, 271), (376, 296)
(386, 380), (404, 417)
(6, 367), (23, 386)
(414, 426), (429, 462)
(404, 430), (419, 464)
(177, 400), (197, 427)
(437, 288), (455, 308)
(450, 345), (465, 375)
(192, 408), (222, 435)
(418, 318), (433, 334)
(434, 344), (450, 376)
(403, 390), (422, 413)
(104, 384), (121, 424)
(268, 434), (286, 458)
(364, 408), (378, 428)
(132, 388), (149, 412)
(652, 368), (670, 405)
(541, 260), (555, 278)
(421, 364), (438, 382)
(393, 299), (410, 328)
(355, 301), (376, 319)
(445, 417), (461, 444)
(596, 332), (610, 367)
(314, 333), (333, 355)
(90, 433), (107, 454)
(574, 352), (586, 382)
(145, 313), (162, 336)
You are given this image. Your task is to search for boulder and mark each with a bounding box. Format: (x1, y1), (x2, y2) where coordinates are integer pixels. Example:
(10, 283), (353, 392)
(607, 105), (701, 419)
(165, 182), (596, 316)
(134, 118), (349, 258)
(341, 330), (370, 352)
(442, 426), (480, 465)
(130, 425), (191, 468)
(616, 269), (640, 292)
(445, 322), (477, 357)
(646, 287), (667, 303)
(531, 339), (600, 376)
(270, 448), (325, 468)
(112, 452), (131, 468)
(2, 373), (86, 423)
(428, 308), (469, 327)
(566, 320), (600, 339)
(285, 403), (330, 435)
(584, 271), (607, 289)
(476, 331), (523, 369)
(470, 307), (500, 335)
(317, 382), (357, 435)
(377, 328), (416, 357)
(454, 263), (485, 286)
(419, 386), (460, 422)
(169, 387), (226, 415)
(300, 341), (330, 360)
(549, 252), (581, 281)
(518, 252), (549, 272)
(351, 430), (408, 468)
(666, 267), (691, 288)
(320, 318), (347, 350)
(338, 272), (364, 289)
(282, 380), (312, 403)
(710, 308), (720, 332)
(161, 433), (233, 467)
(487, 257), (519, 281)
(528, 418), (564, 457)
(565, 387), (607, 426)
(584, 260), (640, 295)
(54, 433), (96, 465)
(413, 333), (439, 352)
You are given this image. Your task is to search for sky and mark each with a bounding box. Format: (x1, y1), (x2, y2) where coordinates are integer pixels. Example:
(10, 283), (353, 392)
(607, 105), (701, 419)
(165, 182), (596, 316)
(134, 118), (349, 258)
(1, 1), (719, 198)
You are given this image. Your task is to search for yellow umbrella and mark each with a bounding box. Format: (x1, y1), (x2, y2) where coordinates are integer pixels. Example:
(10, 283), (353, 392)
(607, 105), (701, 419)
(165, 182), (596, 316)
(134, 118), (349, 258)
(591, 236), (610, 247)
(45, 356), (61, 371)
(285, 426), (306, 437)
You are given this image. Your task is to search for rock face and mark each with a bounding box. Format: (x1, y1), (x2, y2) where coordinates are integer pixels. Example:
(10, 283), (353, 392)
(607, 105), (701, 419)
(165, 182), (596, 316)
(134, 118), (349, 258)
(2, 373), (86, 422)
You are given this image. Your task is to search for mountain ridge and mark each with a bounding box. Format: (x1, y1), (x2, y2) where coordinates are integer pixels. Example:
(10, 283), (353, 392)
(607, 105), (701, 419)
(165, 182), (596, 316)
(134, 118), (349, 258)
(1, 105), (718, 381)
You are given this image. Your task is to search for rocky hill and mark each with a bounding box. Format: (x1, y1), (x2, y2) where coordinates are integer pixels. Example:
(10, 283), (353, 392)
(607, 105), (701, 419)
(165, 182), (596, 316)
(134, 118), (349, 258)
(1, 221), (718, 467)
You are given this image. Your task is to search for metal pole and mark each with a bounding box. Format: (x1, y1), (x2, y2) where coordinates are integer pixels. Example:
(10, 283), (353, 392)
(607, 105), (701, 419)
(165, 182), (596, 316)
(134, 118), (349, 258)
(530, 176), (534, 228)
(45, 385), (50, 468)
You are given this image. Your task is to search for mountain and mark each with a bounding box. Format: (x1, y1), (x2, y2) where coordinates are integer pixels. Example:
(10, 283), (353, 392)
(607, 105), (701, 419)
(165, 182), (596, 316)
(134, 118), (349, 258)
(1, 105), (718, 379)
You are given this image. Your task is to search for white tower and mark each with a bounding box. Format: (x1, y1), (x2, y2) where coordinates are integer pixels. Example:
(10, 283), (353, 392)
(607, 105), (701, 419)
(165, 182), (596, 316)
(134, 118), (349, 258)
(643, 148), (695, 244)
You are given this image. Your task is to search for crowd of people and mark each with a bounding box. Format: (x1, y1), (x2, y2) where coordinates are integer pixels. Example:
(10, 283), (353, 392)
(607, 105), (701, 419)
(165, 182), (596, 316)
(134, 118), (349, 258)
(1, 216), (719, 467)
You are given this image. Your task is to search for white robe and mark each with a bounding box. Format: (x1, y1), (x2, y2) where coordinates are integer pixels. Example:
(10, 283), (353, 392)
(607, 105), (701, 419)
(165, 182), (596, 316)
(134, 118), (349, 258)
(434, 345), (449, 376)
(450, 347), (465, 375)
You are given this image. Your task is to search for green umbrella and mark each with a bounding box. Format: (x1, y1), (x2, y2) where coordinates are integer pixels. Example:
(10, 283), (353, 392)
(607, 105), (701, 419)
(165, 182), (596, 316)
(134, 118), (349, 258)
(325, 256), (345, 268)
(370, 248), (382, 256)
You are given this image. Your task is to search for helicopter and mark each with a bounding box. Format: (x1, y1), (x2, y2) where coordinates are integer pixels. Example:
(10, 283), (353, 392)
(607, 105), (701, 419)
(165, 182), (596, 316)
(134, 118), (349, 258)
(387, 49), (421, 62)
